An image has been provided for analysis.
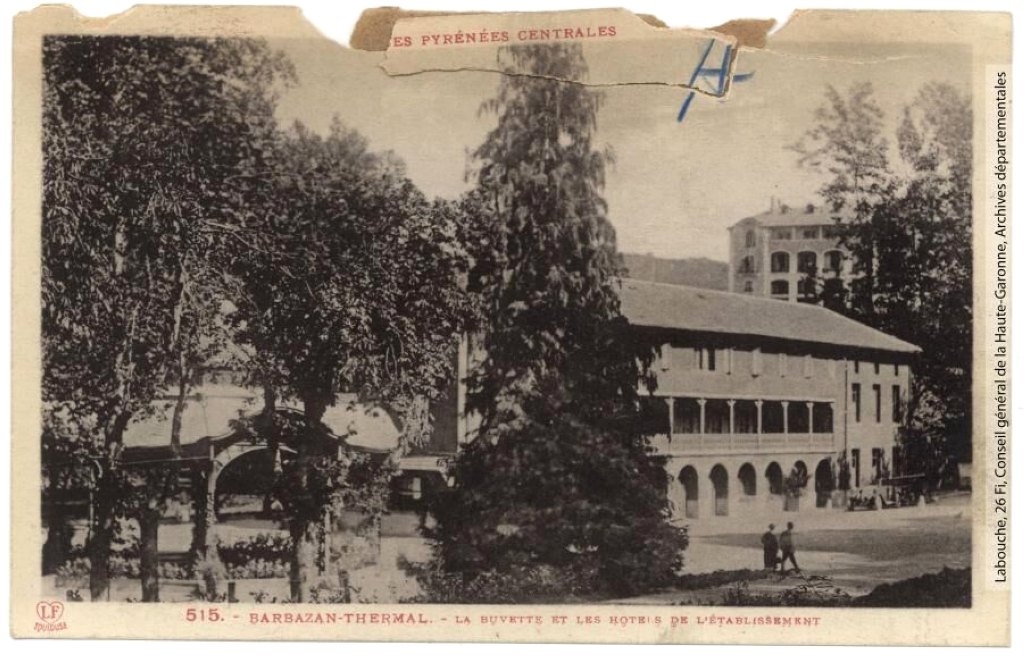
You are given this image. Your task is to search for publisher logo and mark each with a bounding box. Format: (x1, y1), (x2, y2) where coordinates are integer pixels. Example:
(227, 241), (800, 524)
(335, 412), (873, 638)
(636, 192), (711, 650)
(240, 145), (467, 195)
(34, 600), (67, 633)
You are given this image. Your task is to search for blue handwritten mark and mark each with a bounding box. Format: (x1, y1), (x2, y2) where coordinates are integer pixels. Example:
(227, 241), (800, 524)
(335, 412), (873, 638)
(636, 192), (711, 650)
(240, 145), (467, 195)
(677, 39), (754, 123)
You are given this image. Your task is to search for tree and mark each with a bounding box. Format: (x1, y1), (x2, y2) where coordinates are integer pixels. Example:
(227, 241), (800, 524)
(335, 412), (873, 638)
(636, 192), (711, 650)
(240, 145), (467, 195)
(223, 119), (476, 601)
(427, 44), (686, 600)
(791, 82), (891, 320)
(793, 82), (972, 469)
(42, 35), (292, 600)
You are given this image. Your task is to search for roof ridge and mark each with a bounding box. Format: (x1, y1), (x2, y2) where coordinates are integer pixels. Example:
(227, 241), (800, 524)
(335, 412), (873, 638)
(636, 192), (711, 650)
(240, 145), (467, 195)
(618, 277), (919, 353)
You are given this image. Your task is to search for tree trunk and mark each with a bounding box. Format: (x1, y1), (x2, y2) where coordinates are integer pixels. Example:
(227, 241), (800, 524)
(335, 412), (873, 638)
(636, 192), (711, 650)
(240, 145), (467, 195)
(170, 367), (189, 450)
(88, 471), (116, 601)
(89, 411), (131, 601)
(288, 517), (317, 602)
(139, 502), (161, 602)
(262, 383), (279, 516)
(288, 396), (327, 603)
(42, 490), (70, 575)
(190, 470), (207, 556)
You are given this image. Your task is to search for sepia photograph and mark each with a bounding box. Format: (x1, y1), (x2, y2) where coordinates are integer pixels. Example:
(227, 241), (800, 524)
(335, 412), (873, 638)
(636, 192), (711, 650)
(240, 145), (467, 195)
(10, 3), (1011, 645)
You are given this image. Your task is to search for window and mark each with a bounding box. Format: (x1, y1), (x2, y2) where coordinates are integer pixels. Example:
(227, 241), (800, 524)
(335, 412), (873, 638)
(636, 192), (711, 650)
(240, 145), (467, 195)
(874, 362), (880, 375)
(787, 401), (809, 433)
(873, 384), (882, 423)
(801, 227), (819, 239)
(824, 250), (843, 273)
(772, 228), (792, 240)
(752, 348), (763, 376)
(797, 277), (817, 300)
(803, 354), (813, 378)
(744, 230), (756, 247)
(851, 448), (861, 488)
(659, 344), (672, 370)
(854, 361), (860, 374)
(761, 401), (784, 433)
(673, 398), (700, 434)
(797, 251), (818, 274)
(852, 383), (861, 422)
(871, 447), (885, 483)
(823, 224), (842, 239)
(696, 347), (716, 371)
(892, 385), (901, 423)
(812, 402), (834, 432)
(779, 353), (787, 377)
(705, 399), (729, 433)
(639, 396), (671, 435)
(771, 251), (790, 273)
(895, 363), (900, 376)
(738, 255), (755, 274)
(743, 280), (753, 293)
(734, 400), (757, 433)
(770, 280), (789, 297)
(725, 348), (734, 374)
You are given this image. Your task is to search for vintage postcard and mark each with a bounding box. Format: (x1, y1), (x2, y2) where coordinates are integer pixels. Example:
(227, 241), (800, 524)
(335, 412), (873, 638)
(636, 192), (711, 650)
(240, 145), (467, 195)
(10, 3), (1012, 645)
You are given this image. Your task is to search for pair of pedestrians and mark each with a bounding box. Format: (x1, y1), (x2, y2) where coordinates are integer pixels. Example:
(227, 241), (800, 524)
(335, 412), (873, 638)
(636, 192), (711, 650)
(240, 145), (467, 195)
(760, 522), (800, 574)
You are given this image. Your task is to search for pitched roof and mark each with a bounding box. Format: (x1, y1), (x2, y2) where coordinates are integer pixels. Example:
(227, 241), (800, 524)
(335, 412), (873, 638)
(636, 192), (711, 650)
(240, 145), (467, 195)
(619, 279), (920, 354)
(123, 386), (400, 450)
(731, 205), (844, 229)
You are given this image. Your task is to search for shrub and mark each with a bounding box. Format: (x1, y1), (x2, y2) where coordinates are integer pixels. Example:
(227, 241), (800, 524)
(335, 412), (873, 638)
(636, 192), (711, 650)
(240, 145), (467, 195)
(853, 567), (970, 608)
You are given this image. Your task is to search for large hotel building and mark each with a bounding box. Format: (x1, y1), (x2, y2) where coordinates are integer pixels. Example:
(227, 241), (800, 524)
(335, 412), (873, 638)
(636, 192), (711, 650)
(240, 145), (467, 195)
(728, 202), (851, 303)
(122, 225), (917, 526)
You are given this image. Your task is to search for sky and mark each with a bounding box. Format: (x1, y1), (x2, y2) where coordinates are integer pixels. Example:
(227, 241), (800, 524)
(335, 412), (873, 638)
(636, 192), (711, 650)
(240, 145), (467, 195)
(271, 35), (970, 262)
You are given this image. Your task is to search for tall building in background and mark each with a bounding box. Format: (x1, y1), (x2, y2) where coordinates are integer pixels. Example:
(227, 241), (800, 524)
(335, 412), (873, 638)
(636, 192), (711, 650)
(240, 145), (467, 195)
(728, 201), (851, 303)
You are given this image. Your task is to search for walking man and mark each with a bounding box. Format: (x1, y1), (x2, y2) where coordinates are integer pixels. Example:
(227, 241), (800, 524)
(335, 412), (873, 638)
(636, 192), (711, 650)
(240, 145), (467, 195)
(779, 521), (800, 574)
(760, 523), (779, 571)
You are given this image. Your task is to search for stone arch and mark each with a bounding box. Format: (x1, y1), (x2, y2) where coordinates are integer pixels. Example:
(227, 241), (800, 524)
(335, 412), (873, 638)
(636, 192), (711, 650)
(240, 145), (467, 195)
(738, 463), (757, 497)
(771, 251), (790, 273)
(814, 458), (834, 508)
(709, 464), (729, 517)
(797, 250), (818, 274)
(765, 461), (784, 496)
(824, 249), (844, 273)
(211, 445), (289, 521)
(680, 466), (700, 519)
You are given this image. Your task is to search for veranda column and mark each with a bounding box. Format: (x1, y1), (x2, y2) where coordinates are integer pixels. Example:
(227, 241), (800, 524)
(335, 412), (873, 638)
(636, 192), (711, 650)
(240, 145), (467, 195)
(697, 399), (707, 449)
(755, 400), (763, 447)
(781, 401), (790, 438)
(727, 400), (736, 449)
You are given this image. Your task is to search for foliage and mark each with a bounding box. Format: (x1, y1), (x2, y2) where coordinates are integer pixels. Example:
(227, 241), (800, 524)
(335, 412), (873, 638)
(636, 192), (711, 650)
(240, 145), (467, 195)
(406, 560), (598, 604)
(852, 567), (970, 608)
(216, 534), (292, 570)
(792, 81), (973, 464)
(43, 34), (473, 602)
(721, 575), (853, 607)
(42, 34), (290, 435)
(784, 465), (809, 497)
(674, 568), (771, 591)
(426, 43), (686, 601)
(42, 34), (294, 598)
